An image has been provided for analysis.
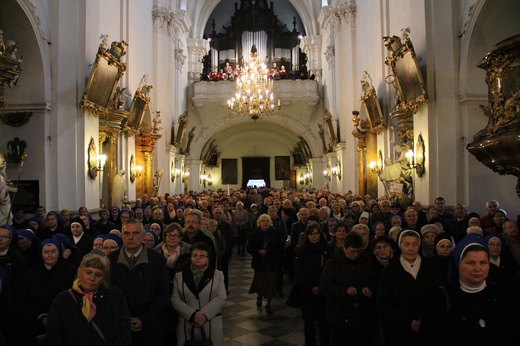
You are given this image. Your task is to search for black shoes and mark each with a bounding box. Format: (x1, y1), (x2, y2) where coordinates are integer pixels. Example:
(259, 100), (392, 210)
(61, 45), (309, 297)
(265, 305), (273, 314)
(256, 297), (262, 308)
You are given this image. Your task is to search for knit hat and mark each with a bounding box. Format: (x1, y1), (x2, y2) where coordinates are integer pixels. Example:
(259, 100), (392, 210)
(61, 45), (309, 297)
(421, 224), (440, 237)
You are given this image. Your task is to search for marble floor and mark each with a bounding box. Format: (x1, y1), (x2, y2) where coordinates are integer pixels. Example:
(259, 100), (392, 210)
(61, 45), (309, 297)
(223, 253), (305, 346)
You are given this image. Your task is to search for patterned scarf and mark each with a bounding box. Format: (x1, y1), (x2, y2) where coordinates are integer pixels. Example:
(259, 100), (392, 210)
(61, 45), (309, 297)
(72, 278), (96, 322)
(191, 265), (207, 286)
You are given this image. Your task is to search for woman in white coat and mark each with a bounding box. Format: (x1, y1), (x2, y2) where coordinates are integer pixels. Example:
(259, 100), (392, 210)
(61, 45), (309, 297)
(171, 241), (227, 346)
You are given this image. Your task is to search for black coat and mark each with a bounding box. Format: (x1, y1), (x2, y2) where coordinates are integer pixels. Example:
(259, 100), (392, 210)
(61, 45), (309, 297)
(294, 239), (332, 296)
(320, 248), (377, 329)
(46, 284), (132, 346)
(247, 227), (284, 272)
(421, 281), (516, 346)
(18, 260), (76, 328)
(108, 247), (169, 345)
(377, 256), (436, 346)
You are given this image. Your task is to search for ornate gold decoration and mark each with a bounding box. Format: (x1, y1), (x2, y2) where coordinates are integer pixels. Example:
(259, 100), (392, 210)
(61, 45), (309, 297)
(124, 75), (153, 136)
(80, 40), (127, 117)
(467, 34), (520, 197)
(360, 72), (384, 134)
(383, 35), (428, 114)
(0, 29), (23, 109)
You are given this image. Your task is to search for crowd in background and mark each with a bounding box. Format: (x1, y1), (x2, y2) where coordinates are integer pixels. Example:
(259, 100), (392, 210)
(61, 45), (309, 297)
(1, 186), (519, 345)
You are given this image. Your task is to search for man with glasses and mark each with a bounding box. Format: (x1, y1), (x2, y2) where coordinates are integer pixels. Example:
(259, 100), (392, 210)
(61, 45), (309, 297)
(182, 209), (217, 269)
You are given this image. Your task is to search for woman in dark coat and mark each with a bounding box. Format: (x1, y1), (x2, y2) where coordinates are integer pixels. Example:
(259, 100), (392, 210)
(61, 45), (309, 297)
(18, 238), (76, 338)
(17, 228), (41, 269)
(46, 252), (131, 345)
(377, 230), (436, 346)
(247, 214), (284, 314)
(294, 223), (332, 346)
(321, 232), (377, 346)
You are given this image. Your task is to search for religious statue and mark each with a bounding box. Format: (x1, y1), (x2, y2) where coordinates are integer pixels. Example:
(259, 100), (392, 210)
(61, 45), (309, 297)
(0, 153), (18, 224)
(184, 126), (196, 156)
(152, 111), (162, 134)
(379, 142), (413, 200)
(111, 169), (126, 208)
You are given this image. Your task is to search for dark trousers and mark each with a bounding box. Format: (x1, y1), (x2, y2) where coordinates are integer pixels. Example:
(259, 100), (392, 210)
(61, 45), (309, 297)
(302, 295), (329, 346)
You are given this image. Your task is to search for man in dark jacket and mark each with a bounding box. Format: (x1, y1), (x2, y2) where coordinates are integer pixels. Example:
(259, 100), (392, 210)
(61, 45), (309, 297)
(108, 219), (169, 346)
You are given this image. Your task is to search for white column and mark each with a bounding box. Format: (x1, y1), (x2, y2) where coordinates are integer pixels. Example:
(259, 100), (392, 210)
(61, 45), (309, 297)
(187, 38), (210, 84)
(300, 35), (323, 83)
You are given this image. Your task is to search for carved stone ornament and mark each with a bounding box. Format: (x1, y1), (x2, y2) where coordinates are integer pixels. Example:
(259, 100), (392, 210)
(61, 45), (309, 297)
(467, 34), (520, 197)
(324, 45), (335, 69)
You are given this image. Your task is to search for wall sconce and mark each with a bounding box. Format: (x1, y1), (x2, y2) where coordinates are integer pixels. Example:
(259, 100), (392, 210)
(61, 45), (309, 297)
(323, 166), (331, 181)
(369, 161), (382, 175)
(331, 162), (341, 180)
(129, 155), (142, 183)
(97, 154), (107, 172)
(182, 167), (190, 183)
(201, 171), (213, 188)
(171, 166), (181, 182)
(405, 149), (415, 168)
(299, 172), (311, 185)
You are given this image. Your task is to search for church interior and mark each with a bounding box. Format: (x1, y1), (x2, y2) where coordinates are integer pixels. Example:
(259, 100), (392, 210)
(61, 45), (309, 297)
(0, 0), (519, 216)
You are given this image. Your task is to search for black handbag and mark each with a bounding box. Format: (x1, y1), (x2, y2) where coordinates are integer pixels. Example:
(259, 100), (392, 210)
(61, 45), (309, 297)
(185, 326), (212, 346)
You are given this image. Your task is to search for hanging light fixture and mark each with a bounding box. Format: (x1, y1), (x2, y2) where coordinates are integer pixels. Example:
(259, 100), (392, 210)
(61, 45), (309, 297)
(227, 45), (281, 121)
(227, 1), (281, 122)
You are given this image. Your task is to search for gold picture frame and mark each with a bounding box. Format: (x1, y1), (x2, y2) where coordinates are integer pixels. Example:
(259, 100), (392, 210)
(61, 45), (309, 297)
(87, 137), (98, 179)
(361, 77), (384, 134)
(80, 41), (127, 116)
(383, 35), (428, 114)
(125, 83), (152, 135)
(415, 134), (425, 177)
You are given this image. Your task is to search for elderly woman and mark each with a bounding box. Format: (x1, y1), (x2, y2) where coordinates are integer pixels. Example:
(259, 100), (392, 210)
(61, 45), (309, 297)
(378, 230), (435, 346)
(171, 242), (226, 346)
(295, 223), (332, 346)
(18, 239), (76, 339)
(247, 214), (284, 314)
(421, 238), (515, 345)
(46, 252), (131, 345)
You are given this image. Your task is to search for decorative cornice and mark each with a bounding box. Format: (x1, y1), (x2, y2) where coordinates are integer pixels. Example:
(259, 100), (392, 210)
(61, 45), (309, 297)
(152, 8), (190, 71)
(319, 2), (357, 34)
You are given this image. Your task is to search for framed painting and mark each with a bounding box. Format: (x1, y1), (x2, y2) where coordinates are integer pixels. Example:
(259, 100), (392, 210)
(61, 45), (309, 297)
(275, 156), (290, 180)
(80, 41), (127, 116)
(361, 78), (384, 134)
(221, 158), (237, 184)
(383, 35), (428, 113)
(125, 83), (152, 135)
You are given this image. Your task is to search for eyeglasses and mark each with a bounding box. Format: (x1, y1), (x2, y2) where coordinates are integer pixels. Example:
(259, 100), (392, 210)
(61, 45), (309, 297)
(166, 234), (181, 239)
(0, 235), (11, 240)
(191, 254), (208, 259)
(488, 244), (502, 248)
(185, 220), (199, 225)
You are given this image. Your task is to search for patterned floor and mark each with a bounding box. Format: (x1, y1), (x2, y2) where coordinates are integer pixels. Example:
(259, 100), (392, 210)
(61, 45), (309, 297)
(223, 253), (305, 345)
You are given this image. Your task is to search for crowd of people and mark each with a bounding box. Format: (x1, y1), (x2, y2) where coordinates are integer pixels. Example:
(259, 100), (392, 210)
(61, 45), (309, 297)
(0, 186), (519, 345)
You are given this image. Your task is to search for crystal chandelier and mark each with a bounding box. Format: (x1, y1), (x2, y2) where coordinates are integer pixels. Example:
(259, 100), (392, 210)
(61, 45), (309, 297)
(227, 45), (281, 121)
